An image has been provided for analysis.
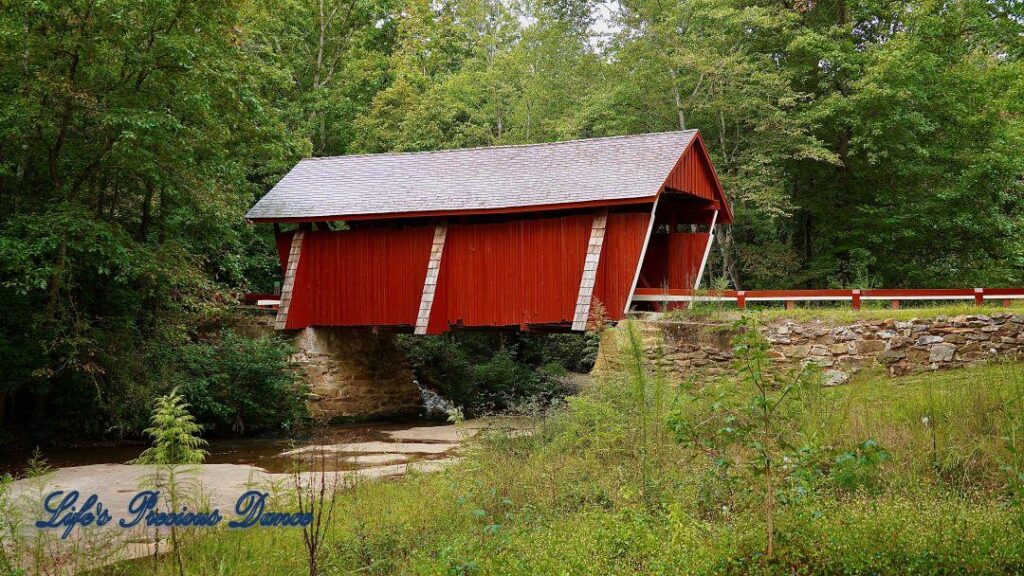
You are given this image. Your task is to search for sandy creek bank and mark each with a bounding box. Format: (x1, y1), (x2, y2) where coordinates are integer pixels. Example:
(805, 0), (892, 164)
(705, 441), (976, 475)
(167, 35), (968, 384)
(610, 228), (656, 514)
(2, 418), (529, 573)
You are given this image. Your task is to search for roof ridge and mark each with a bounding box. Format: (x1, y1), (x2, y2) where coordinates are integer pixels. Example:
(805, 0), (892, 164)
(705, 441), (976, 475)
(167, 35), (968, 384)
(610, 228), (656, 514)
(299, 130), (699, 163)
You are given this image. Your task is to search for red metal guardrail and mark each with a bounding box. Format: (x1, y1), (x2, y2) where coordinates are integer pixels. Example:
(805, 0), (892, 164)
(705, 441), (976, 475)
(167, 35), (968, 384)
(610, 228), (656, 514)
(631, 287), (1024, 310)
(244, 288), (1024, 314)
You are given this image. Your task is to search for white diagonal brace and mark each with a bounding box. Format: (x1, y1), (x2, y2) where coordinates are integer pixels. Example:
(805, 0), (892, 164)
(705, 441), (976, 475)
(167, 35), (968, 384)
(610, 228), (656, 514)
(275, 231), (306, 330)
(415, 224), (448, 335)
(692, 209), (719, 291)
(572, 211), (608, 331)
(624, 198), (660, 315)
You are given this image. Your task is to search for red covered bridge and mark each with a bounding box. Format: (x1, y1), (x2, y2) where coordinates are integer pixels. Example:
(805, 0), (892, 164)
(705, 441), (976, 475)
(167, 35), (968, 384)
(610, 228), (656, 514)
(246, 130), (732, 334)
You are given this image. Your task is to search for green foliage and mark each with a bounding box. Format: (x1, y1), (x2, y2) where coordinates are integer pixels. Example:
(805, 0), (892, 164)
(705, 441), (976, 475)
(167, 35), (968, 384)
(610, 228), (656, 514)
(398, 332), (594, 415)
(178, 332), (306, 435)
(134, 388), (208, 466)
(99, 353), (1024, 576)
(832, 438), (890, 495)
(999, 364), (1024, 504)
(518, 333), (600, 374)
(0, 0), (306, 440)
(670, 315), (822, 558)
(0, 0), (1021, 445)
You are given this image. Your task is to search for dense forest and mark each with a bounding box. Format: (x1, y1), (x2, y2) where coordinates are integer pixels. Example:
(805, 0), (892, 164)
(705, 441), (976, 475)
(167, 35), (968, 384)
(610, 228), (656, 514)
(0, 0), (1021, 441)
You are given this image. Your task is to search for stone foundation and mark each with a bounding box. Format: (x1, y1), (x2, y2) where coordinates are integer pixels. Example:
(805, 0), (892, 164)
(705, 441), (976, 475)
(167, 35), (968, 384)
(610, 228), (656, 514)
(597, 313), (1024, 385)
(289, 328), (422, 421)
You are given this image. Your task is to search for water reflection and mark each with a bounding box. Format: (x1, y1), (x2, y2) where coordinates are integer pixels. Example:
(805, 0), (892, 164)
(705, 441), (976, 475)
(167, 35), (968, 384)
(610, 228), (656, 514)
(0, 419), (442, 477)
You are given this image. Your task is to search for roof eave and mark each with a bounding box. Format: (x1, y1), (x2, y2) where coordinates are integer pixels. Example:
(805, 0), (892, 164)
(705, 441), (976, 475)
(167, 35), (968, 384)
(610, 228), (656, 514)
(246, 195), (659, 224)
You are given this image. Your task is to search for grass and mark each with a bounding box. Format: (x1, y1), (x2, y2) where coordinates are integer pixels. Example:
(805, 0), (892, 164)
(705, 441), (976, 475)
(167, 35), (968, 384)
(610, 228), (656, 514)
(78, 328), (1024, 575)
(667, 300), (1024, 324)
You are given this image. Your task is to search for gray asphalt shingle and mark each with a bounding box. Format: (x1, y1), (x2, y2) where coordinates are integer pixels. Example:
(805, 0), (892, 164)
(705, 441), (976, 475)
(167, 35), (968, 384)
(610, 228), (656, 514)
(246, 130), (698, 221)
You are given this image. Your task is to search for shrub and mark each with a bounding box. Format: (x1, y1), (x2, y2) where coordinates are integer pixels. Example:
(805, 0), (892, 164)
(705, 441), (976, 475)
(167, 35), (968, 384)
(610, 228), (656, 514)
(831, 438), (890, 495)
(398, 333), (476, 408)
(518, 333), (600, 374)
(177, 331), (306, 435)
(398, 332), (595, 416)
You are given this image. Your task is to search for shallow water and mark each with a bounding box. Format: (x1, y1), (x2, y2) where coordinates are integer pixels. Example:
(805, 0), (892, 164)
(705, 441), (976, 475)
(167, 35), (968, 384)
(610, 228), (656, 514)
(0, 419), (447, 476)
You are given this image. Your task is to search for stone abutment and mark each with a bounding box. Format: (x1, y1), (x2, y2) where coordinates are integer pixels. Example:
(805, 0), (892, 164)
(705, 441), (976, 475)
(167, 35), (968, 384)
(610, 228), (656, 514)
(595, 313), (1024, 385)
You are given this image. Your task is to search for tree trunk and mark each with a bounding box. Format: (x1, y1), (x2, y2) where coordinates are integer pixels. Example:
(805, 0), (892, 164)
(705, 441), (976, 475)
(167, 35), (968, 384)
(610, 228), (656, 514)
(668, 68), (686, 130)
(45, 236), (67, 322)
(717, 225), (742, 290)
(802, 211), (813, 272)
(138, 181), (154, 242)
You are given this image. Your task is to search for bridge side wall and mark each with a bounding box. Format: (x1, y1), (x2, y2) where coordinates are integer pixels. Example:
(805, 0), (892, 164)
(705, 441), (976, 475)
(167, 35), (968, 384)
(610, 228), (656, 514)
(274, 209), (653, 332)
(426, 214), (592, 331)
(277, 228), (433, 330)
(638, 232), (709, 292)
(592, 211), (652, 322)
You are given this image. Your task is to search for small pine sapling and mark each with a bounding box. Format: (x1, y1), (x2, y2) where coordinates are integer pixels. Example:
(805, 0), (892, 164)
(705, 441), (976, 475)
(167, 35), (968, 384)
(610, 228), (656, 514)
(731, 316), (821, 561)
(135, 388), (207, 576)
(135, 388), (208, 466)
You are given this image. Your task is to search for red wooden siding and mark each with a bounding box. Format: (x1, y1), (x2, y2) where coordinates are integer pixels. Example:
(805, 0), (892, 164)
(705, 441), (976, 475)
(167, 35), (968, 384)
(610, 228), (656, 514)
(664, 145), (714, 202)
(278, 211), (702, 331)
(668, 233), (709, 288)
(426, 215), (593, 333)
(593, 212), (652, 320)
(638, 232), (709, 290)
(661, 135), (731, 223)
(284, 227), (433, 329)
(275, 232), (293, 271)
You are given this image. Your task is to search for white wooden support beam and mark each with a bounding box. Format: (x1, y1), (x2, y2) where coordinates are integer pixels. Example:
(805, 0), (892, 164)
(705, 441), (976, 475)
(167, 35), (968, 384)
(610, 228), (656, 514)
(692, 209), (719, 291)
(274, 231), (305, 330)
(572, 211), (608, 331)
(415, 224), (448, 335)
(624, 198), (661, 315)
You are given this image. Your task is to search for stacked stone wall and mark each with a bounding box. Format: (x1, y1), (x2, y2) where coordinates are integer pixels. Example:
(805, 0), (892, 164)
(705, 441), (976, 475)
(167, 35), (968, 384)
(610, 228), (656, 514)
(599, 313), (1024, 384)
(289, 327), (422, 421)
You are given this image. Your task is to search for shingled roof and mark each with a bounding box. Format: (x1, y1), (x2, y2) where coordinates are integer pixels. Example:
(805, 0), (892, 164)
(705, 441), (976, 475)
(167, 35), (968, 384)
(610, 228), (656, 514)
(246, 130), (705, 222)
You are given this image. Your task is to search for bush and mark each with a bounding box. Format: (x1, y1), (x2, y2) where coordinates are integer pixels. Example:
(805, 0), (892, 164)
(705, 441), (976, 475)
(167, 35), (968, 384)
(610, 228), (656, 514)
(518, 333), (600, 374)
(398, 332), (596, 416)
(178, 331), (307, 434)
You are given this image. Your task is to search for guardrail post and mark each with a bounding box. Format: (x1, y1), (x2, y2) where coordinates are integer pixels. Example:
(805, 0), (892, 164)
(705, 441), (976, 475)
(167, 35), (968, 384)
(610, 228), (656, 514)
(1004, 299), (1012, 308)
(852, 289), (861, 311)
(974, 288), (984, 307)
(737, 291), (746, 310)
(890, 300), (900, 310)
(785, 300), (795, 310)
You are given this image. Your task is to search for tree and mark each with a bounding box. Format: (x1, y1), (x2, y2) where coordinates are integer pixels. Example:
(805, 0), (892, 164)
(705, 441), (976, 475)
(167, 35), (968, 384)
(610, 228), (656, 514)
(603, 0), (838, 288)
(0, 0), (303, 435)
(786, 0), (1024, 287)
